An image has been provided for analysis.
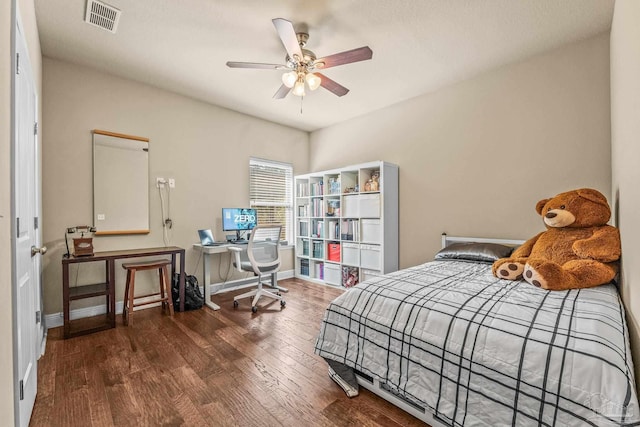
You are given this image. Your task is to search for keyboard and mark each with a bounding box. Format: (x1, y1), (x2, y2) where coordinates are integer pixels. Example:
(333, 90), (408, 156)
(204, 242), (226, 246)
(232, 240), (248, 245)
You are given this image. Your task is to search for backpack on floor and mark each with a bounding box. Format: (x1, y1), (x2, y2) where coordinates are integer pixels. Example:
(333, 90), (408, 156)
(172, 273), (204, 311)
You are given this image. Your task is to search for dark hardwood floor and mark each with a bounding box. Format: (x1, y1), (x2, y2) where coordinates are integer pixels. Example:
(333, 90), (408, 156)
(31, 278), (426, 426)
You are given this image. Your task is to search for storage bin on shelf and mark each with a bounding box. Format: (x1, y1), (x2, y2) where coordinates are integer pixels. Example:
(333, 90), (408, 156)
(360, 244), (381, 270)
(342, 242), (360, 266)
(359, 193), (380, 217)
(324, 263), (341, 286)
(342, 194), (359, 217)
(327, 242), (341, 262)
(361, 219), (381, 243)
(360, 268), (381, 282)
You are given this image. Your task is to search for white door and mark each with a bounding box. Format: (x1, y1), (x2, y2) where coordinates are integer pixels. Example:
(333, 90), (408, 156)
(14, 17), (42, 427)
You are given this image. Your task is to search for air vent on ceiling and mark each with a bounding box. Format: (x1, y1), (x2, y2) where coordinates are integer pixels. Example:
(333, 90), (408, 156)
(85, 0), (121, 33)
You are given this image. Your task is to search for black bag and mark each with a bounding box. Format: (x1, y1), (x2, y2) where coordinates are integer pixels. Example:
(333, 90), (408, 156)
(172, 273), (204, 311)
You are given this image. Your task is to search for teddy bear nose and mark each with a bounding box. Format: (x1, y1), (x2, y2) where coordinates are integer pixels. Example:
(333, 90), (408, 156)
(546, 212), (557, 219)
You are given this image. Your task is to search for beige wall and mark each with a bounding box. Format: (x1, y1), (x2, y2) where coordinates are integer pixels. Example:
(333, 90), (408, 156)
(611, 0), (640, 393)
(41, 58), (309, 315)
(310, 34), (612, 269)
(3, 0), (43, 423)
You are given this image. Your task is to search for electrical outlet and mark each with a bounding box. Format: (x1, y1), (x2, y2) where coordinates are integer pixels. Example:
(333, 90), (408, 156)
(168, 178), (175, 188)
(156, 177), (166, 188)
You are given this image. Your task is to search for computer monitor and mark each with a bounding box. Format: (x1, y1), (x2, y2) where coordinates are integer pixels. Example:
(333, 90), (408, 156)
(222, 208), (257, 241)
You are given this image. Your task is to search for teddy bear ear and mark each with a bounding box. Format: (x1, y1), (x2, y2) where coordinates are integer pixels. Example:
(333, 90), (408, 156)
(577, 188), (608, 207)
(536, 198), (550, 215)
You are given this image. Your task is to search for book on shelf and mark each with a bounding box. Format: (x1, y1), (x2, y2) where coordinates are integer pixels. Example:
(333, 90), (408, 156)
(311, 181), (324, 196)
(300, 259), (310, 276)
(327, 220), (339, 240)
(297, 183), (309, 197)
(340, 219), (359, 241)
(315, 262), (324, 280)
(312, 198), (324, 217)
(312, 241), (324, 259)
(298, 221), (308, 237)
(312, 220), (324, 238)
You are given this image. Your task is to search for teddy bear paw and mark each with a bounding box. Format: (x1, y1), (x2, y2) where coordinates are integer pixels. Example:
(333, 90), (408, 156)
(523, 264), (547, 288)
(496, 262), (524, 280)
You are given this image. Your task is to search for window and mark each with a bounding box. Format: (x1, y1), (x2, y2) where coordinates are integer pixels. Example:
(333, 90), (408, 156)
(249, 158), (293, 241)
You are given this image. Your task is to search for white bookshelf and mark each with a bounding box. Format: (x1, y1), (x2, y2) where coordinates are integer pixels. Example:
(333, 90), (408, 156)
(294, 161), (399, 288)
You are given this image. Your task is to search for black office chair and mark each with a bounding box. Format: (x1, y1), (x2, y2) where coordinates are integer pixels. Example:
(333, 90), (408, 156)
(228, 225), (286, 313)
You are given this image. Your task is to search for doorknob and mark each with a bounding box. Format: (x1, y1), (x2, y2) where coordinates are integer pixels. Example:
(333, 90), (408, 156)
(31, 245), (47, 257)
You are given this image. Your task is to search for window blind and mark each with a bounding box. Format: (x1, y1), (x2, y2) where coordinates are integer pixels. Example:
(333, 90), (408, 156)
(249, 158), (292, 241)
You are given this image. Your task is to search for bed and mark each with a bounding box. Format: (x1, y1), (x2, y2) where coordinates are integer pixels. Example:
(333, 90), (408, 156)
(314, 235), (640, 426)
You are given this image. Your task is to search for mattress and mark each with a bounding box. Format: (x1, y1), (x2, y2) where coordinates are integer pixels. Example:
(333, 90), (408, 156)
(315, 260), (640, 426)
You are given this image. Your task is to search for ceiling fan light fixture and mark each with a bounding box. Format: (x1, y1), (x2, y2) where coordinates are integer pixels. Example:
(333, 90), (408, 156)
(305, 73), (321, 91)
(292, 79), (306, 97)
(282, 71), (297, 88)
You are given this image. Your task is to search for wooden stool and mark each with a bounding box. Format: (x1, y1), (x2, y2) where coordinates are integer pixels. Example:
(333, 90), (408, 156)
(122, 258), (174, 326)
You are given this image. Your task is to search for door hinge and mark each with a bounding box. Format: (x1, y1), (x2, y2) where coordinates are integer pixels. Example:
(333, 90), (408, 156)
(16, 53), (20, 75)
(34, 122), (38, 135)
(36, 310), (41, 324)
(19, 380), (24, 401)
(34, 217), (38, 230)
(16, 217), (20, 238)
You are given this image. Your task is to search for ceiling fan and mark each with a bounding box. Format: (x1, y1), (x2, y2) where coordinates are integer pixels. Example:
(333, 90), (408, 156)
(226, 18), (373, 99)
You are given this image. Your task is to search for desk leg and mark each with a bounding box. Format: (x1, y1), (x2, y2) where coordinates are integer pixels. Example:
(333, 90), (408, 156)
(63, 262), (70, 339)
(202, 251), (220, 311)
(108, 259), (116, 327)
(179, 251), (186, 312)
(172, 252), (186, 312)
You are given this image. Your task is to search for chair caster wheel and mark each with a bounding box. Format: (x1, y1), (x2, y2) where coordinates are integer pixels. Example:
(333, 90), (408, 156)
(251, 306), (258, 313)
(280, 300), (286, 308)
(233, 300), (239, 309)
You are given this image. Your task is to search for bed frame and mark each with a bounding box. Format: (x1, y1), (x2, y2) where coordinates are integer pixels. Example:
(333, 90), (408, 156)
(354, 233), (525, 427)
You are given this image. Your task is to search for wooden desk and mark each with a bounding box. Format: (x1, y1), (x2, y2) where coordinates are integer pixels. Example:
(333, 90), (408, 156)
(62, 246), (185, 338)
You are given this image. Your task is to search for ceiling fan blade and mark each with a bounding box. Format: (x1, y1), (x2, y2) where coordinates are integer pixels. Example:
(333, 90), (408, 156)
(273, 84), (291, 99)
(314, 46), (373, 70)
(272, 18), (303, 61)
(315, 73), (349, 97)
(226, 61), (287, 70)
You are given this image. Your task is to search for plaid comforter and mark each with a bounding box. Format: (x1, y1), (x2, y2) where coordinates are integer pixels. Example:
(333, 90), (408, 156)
(315, 260), (640, 426)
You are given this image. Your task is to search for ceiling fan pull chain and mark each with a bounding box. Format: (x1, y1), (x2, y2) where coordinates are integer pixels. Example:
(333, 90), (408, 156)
(300, 96), (304, 115)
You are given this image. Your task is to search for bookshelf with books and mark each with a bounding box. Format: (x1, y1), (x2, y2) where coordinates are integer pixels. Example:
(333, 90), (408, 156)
(294, 161), (399, 287)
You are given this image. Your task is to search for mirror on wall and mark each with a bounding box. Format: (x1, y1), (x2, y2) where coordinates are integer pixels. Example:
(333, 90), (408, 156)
(93, 129), (150, 235)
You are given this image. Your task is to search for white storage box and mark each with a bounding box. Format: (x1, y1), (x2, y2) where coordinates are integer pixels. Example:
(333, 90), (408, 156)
(324, 263), (342, 286)
(360, 244), (381, 270)
(361, 268), (381, 282)
(359, 193), (380, 217)
(361, 219), (381, 243)
(342, 194), (359, 217)
(342, 243), (360, 266)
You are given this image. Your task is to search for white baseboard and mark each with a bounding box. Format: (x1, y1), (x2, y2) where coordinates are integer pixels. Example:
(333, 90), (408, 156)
(45, 269), (294, 329)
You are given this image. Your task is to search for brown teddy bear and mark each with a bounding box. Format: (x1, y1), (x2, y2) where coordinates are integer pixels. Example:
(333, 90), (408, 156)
(492, 188), (621, 291)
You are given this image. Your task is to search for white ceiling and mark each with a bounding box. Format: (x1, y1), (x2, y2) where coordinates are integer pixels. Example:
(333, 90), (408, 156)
(35, 0), (615, 132)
